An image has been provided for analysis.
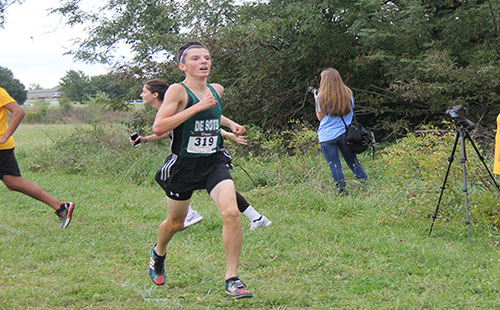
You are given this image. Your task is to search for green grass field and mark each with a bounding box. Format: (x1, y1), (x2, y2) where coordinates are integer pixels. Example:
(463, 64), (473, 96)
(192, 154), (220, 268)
(1, 124), (500, 309)
(8, 124), (90, 147)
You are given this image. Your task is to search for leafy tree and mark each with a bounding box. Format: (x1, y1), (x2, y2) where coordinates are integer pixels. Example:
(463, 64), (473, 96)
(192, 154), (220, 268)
(350, 0), (500, 137)
(59, 69), (138, 109)
(28, 83), (43, 90)
(52, 0), (500, 140)
(51, 0), (182, 65)
(59, 70), (91, 104)
(89, 73), (129, 99)
(0, 66), (26, 104)
(0, 0), (24, 28)
(88, 74), (132, 111)
(213, 0), (363, 128)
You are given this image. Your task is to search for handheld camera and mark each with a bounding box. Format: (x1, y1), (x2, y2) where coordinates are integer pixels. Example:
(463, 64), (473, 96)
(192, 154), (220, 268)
(307, 86), (318, 95)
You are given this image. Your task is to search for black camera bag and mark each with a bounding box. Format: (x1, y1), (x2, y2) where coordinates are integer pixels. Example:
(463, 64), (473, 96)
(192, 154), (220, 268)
(340, 115), (375, 154)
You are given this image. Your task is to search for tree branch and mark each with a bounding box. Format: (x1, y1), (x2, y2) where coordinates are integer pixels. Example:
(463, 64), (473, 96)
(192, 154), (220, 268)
(351, 87), (393, 99)
(258, 41), (281, 51)
(487, 0), (500, 38)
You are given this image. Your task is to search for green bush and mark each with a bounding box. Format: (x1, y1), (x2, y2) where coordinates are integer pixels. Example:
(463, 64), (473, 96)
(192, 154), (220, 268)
(58, 97), (73, 113)
(224, 120), (319, 158)
(375, 124), (500, 228)
(25, 124), (167, 186)
(122, 105), (157, 135)
(23, 104), (52, 123)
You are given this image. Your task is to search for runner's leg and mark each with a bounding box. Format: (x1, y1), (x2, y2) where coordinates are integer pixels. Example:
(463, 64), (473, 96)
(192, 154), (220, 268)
(155, 198), (190, 255)
(210, 179), (242, 280)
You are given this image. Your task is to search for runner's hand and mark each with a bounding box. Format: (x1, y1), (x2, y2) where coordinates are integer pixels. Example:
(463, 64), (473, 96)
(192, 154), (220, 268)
(197, 93), (217, 112)
(226, 132), (248, 145)
(129, 136), (145, 146)
(231, 123), (246, 136)
(0, 135), (8, 145)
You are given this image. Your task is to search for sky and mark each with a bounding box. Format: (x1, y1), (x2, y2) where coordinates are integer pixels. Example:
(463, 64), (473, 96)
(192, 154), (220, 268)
(0, 0), (110, 89)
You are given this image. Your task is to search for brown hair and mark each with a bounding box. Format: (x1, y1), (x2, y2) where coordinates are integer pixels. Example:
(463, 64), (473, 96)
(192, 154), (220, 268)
(144, 79), (169, 101)
(177, 41), (209, 63)
(318, 68), (352, 116)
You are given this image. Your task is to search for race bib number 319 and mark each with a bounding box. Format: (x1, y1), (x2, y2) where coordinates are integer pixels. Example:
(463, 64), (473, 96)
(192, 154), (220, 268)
(187, 135), (218, 154)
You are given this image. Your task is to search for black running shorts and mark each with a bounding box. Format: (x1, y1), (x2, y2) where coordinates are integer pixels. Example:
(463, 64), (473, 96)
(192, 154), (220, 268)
(0, 148), (21, 179)
(155, 150), (233, 200)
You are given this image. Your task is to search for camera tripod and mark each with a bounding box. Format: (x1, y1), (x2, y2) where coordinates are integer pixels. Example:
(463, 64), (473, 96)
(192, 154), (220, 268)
(428, 125), (500, 245)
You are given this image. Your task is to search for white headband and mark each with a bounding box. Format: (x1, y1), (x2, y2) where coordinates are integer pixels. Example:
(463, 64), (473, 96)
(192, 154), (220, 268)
(178, 45), (205, 63)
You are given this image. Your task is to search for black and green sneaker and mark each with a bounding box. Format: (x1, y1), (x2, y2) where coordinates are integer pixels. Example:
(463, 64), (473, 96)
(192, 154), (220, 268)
(148, 244), (166, 286)
(55, 202), (75, 229)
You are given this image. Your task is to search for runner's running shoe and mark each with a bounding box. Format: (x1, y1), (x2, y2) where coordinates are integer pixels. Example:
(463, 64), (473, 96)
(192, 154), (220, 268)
(183, 209), (204, 229)
(249, 215), (272, 231)
(149, 244), (166, 286)
(55, 202), (75, 229)
(225, 276), (253, 299)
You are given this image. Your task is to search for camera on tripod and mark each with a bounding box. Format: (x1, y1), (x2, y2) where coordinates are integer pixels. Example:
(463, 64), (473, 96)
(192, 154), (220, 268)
(445, 105), (475, 128)
(430, 104), (500, 245)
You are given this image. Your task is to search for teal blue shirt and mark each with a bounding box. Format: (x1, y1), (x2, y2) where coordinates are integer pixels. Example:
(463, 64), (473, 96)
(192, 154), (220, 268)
(317, 97), (354, 143)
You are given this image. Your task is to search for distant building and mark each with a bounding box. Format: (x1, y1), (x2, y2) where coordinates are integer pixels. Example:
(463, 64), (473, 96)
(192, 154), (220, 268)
(27, 86), (62, 100)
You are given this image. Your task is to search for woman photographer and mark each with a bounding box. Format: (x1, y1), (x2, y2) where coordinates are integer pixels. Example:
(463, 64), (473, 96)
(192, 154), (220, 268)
(314, 68), (367, 195)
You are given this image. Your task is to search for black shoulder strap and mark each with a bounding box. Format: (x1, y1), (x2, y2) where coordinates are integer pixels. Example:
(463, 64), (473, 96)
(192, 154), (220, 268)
(340, 116), (348, 130)
(349, 101), (357, 123)
(341, 103), (356, 129)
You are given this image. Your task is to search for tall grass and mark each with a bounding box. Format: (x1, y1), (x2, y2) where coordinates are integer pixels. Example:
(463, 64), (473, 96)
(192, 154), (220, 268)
(1, 123), (500, 309)
(19, 121), (500, 226)
(21, 102), (138, 125)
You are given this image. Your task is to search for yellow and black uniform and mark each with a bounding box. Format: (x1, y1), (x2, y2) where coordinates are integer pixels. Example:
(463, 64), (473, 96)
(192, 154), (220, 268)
(155, 83), (233, 200)
(0, 87), (21, 178)
(0, 87), (16, 150)
(494, 113), (500, 175)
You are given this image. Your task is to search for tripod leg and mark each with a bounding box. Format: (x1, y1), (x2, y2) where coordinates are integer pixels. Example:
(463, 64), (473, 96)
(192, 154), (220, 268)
(463, 129), (500, 192)
(458, 128), (472, 246)
(429, 132), (459, 236)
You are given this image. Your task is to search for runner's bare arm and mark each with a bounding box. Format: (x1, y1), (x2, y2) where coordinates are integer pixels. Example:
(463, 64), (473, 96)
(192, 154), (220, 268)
(221, 115), (245, 136)
(210, 83), (224, 97)
(0, 101), (24, 144)
(146, 131), (171, 142)
(210, 83), (245, 135)
(221, 129), (248, 145)
(129, 131), (171, 146)
(210, 83), (246, 137)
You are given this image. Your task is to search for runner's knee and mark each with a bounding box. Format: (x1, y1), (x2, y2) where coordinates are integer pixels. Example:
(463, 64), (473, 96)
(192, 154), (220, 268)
(219, 204), (240, 220)
(162, 217), (184, 232)
(2, 177), (23, 192)
(171, 220), (185, 231)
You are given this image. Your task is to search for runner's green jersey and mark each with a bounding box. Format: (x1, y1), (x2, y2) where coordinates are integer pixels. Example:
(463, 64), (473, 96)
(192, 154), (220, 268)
(170, 82), (223, 158)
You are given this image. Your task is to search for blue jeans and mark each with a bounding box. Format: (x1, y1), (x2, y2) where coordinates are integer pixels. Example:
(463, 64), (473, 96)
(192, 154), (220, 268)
(320, 133), (367, 183)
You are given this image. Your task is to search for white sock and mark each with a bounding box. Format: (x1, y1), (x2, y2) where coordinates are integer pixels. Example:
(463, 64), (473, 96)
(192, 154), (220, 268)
(243, 206), (261, 222)
(187, 204), (194, 213)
